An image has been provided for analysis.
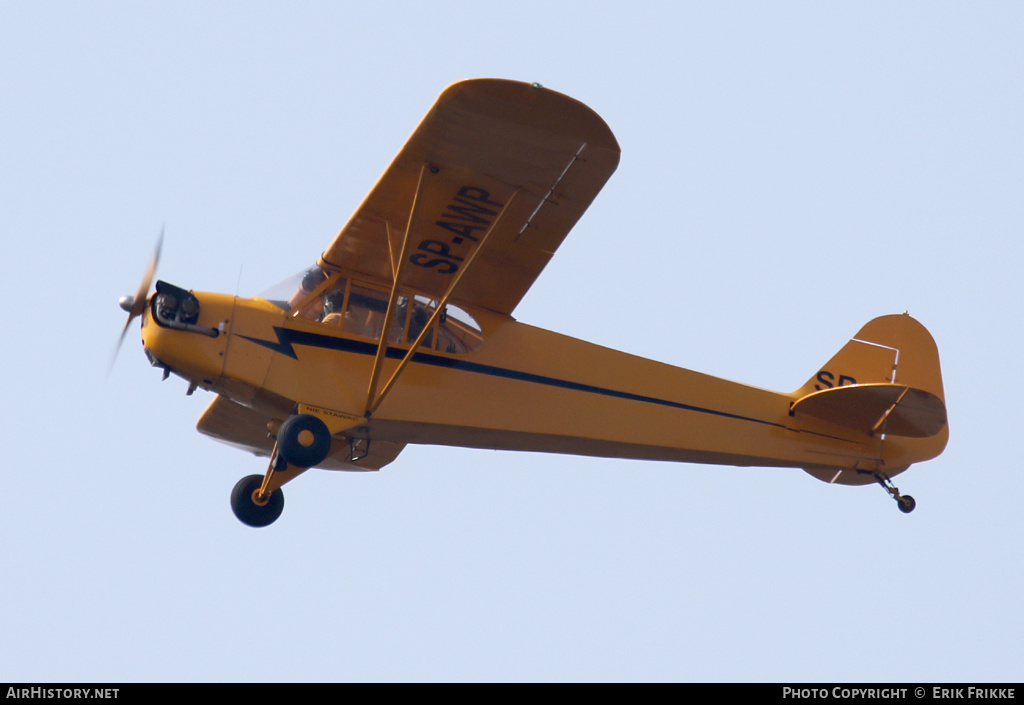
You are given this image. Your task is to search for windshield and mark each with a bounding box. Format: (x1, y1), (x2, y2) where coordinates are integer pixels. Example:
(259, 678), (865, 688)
(257, 266), (330, 312)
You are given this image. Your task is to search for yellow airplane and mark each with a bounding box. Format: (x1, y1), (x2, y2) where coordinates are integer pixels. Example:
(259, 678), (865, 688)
(116, 79), (948, 527)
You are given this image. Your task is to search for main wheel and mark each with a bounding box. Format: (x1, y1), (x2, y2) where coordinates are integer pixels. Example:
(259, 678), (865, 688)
(277, 414), (332, 468)
(231, 474), (284, 527)
(897, 494), (917, 514)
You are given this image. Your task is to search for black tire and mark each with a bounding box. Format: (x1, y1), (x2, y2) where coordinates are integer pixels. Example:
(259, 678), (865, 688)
(897, 495), (917, 514)
(231, 474), (284, 527)
(277, 414), (332, 468)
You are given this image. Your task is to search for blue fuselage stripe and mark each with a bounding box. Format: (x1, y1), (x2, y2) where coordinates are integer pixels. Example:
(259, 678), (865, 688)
(240, 327), (788, 430)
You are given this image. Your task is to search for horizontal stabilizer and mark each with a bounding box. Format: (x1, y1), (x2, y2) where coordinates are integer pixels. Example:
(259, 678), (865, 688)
(792, 383), (947, 438)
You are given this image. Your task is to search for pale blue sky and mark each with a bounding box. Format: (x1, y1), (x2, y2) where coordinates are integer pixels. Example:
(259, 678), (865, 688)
(2, 1), (1021, 681)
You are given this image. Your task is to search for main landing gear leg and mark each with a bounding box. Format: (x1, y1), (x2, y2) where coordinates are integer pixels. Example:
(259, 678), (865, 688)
(229, 412), (332, 527)
(874, 473), (916, 514)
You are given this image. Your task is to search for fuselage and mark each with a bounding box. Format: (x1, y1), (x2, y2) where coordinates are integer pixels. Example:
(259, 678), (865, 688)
(140, 269), (944, 482)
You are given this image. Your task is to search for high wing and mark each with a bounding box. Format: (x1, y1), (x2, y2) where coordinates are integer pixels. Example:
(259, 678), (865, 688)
(318, 79), (620, 316)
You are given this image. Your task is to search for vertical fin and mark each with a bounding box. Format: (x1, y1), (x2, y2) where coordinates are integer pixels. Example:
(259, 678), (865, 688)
(795, 313), (945, 404)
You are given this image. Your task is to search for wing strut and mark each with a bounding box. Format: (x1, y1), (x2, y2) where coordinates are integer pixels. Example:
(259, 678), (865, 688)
(363, 164), (429, 417)
(363, 185), (519, 418)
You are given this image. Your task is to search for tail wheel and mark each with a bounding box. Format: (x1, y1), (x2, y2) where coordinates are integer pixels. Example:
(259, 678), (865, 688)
(231, 474), (284, 527)
(874, 472), (917, 514)
(277, 413), (332, 468)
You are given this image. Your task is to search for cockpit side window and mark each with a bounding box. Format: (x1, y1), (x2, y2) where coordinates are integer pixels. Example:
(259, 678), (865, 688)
(436, 304), (483, 354)
(342, 284), (388, 339)
(288, 270), (483, 354)
(295, 275), (351, 324)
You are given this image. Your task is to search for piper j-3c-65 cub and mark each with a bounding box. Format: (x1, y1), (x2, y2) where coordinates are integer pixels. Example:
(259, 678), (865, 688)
(115, 79), (948, 527)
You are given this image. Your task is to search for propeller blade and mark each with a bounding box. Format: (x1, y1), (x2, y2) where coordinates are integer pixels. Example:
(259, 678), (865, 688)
(110, 229), (163, 372)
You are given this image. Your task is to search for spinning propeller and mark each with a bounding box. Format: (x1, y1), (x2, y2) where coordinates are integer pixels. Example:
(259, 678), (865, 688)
(111, 229), (163, 370)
